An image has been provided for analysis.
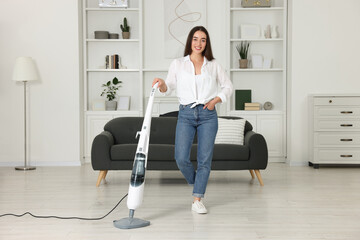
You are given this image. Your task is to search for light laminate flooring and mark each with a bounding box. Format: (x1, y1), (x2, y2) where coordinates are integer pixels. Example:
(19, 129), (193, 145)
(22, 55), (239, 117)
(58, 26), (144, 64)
(0, 163), (360, 240)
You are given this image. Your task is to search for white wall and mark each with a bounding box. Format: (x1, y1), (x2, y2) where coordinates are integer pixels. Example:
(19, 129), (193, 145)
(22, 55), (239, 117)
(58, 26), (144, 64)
(288, 0), (360, 165)
(0, 0), (81, 166)
(1, 0), (358, 167)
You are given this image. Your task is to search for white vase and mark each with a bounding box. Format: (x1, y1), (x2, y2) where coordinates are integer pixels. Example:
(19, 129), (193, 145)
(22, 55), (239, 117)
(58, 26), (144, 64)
(271, 26), (279, 38)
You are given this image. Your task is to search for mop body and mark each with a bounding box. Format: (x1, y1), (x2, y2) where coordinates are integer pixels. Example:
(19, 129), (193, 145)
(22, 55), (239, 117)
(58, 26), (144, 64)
(113, 83), (158, 229)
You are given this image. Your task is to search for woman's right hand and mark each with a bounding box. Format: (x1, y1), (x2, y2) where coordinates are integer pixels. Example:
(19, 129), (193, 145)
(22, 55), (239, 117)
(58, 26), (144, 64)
(152, 78), (167, 93)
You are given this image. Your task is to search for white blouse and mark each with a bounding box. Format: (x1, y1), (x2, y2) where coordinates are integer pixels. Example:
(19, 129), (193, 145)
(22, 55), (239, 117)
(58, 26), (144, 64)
(161, 55), (233, 108)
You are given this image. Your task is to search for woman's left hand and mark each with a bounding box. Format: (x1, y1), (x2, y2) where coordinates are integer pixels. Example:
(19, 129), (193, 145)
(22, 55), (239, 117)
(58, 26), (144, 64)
(204, 97), (222, 110)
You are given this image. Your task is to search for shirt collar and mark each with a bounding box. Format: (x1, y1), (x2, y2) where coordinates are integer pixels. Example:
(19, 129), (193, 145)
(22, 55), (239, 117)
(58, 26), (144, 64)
(184, 55), (208, 66)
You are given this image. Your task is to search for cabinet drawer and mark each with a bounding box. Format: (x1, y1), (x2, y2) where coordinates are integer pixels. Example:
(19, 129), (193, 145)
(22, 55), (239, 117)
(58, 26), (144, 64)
(314, 97), (360, 106)
(314, 106), (360, 117)
(314, 132), (360, 146)
(314, 119), (360, 131)
(314, 148), (360, 163)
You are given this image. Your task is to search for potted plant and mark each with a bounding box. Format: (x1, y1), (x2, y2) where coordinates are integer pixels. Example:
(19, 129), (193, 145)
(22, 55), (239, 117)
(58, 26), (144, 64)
(120, 17), (130, 39)
(236, 41), (250, 69)
(101, 77), (122, 110)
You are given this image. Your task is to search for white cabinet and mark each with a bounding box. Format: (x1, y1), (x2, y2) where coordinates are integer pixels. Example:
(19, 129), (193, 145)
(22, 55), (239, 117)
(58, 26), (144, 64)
(226, 0), (287, 162)
(231, 112), (285, 161)
(309, 94), (360, 168)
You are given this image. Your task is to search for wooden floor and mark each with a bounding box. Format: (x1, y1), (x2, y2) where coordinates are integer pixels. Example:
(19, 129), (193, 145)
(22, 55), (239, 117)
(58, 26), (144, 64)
(0, 163), (359, 240)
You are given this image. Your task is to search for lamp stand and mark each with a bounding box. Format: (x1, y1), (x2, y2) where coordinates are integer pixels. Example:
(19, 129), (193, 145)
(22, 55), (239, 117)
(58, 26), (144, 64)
(15, 81), (36, 171)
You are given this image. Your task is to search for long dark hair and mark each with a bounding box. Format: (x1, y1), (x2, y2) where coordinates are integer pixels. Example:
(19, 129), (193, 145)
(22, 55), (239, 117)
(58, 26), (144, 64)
(184, 26), (214, 61)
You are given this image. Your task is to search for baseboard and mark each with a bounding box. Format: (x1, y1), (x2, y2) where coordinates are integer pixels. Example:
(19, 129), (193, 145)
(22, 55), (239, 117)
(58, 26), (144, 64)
(0, 161), (81, 167)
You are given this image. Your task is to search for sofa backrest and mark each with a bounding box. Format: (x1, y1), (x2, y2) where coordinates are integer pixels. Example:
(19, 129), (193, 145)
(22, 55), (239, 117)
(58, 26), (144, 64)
(104, 116), (253, 145)
(104, 117), (177, 145)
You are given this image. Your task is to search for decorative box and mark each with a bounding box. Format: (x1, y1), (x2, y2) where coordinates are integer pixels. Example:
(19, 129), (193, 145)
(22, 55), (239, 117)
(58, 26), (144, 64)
(99, 0), (128, 8)
(241, 0), (271, 8)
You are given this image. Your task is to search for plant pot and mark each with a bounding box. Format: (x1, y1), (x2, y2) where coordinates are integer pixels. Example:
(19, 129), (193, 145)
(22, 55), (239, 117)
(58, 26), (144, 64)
(105, 101), (117, 111)
(122, 32), (130, 39)
(239, 59), (248, 69)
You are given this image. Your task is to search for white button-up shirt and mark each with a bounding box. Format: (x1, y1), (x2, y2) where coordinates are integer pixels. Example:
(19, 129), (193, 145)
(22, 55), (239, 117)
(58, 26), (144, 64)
(161, 55), (233, 108)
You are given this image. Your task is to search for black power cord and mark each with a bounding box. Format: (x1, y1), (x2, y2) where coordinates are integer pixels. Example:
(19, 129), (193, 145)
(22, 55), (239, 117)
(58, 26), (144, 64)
(0, 193), (128, 221)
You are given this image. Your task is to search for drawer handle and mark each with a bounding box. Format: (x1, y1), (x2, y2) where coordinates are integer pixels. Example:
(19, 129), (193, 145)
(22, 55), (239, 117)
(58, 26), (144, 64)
(340, 139), (353, 141)
(329, 100), (332, 103)
(340, 124), (353, 127)
(340, 111), (353, 114)
(340, 155), (353, 158)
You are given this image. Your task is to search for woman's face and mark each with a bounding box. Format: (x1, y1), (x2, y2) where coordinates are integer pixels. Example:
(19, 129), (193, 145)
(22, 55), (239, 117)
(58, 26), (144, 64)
(191, 30), (207, 55)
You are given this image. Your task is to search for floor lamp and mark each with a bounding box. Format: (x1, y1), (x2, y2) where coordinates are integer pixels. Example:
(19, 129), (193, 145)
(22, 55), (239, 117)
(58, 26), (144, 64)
(13, 57), (39, 171)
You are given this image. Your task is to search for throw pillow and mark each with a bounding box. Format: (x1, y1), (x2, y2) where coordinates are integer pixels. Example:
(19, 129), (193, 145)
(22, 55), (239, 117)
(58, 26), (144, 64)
(215, 118), (246, 145)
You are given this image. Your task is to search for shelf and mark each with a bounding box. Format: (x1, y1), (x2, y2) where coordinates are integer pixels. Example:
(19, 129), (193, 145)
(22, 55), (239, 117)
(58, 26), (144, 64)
(231, 38), (283, 42)
(85, 8), (140, 11)
(143, 69), (168, 72)
(87, 69), (140, 72)
(86, 39), (139, 42)
(230, 7), (284, 11)
(85, 110), (141, 116)
(229, 110), (284, 115)
(230, 68), (283, 72)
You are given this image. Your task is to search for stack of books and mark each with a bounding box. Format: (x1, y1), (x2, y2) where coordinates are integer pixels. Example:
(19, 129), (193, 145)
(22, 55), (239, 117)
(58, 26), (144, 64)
(244, 102), (261, 111)
(105, 54), (119, 69)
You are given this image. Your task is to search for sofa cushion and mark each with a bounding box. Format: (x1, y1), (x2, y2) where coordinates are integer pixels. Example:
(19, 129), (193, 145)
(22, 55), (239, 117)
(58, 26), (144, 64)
(111, 144), (175, 161)
(215, 118), (246, 145)
(111, 143), (249, 161)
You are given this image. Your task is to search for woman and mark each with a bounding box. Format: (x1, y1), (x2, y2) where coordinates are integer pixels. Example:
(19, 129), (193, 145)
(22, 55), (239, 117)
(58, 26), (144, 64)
(152, 26), (233, 214)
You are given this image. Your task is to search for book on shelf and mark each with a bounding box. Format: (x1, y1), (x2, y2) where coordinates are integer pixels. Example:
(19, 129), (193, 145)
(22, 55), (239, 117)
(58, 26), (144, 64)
(244, 102), (261, 107)
(245, 106), (261, 111)
(235, 89), (251, 110)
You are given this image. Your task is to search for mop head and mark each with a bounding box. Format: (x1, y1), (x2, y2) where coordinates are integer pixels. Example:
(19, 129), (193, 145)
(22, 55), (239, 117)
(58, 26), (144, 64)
(113, 217), (150, 229)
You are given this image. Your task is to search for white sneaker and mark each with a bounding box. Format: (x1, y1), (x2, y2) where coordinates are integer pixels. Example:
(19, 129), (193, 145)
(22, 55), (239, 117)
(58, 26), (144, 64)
(192, 200), (208, 214)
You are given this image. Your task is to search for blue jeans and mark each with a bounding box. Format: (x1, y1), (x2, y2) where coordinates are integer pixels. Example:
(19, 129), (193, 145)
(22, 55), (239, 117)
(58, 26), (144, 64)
(175, 104), (218, 198)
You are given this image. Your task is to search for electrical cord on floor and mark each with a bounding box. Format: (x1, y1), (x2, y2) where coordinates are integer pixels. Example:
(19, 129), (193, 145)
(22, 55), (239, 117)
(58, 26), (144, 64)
(0, 193), (128, 221)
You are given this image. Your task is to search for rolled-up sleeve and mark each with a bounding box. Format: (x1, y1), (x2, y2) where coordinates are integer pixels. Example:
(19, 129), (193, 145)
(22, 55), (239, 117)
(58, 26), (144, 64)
(160, 59), (177, 96)
(216, 62), (233, 103)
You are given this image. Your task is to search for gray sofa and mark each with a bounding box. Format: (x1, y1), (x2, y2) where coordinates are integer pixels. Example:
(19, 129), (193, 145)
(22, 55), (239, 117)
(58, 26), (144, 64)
(91, 116), (268, 187)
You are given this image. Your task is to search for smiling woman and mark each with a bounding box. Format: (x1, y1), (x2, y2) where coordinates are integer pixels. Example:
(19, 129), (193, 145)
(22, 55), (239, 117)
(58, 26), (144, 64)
(152, 26), (233, 214)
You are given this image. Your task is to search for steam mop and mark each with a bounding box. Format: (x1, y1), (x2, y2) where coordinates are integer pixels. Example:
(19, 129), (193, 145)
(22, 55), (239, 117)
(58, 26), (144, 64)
(113, 83), (159, 229)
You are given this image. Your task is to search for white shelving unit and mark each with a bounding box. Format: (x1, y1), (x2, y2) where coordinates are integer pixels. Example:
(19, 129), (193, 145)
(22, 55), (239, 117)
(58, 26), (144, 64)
(82, 0), (143, 159)
(226, 0), (288, 162)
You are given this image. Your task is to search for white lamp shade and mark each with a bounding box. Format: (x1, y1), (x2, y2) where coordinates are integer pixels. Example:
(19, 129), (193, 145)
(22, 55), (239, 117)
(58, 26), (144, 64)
(12, 57), (39, 82)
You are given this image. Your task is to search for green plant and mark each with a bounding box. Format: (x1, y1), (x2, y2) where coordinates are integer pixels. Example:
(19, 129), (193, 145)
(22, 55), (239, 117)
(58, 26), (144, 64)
(101, 77), (122, 101)
(236, 41), (250, 59)
(120, 17), (130, 32)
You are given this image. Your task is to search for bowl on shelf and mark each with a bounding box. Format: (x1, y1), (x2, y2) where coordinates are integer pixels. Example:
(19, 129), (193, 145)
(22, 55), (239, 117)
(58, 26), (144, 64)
(109, 33), (119, 39)
(94, 31), (109, 39)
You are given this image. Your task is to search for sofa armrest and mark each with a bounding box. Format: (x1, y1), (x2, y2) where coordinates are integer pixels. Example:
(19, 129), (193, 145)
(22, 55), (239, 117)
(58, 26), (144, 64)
(244, 131), (268, 170)
(91, 131), (114, 170)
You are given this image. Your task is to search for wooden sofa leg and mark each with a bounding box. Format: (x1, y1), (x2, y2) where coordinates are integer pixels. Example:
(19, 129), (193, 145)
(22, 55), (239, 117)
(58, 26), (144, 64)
(254, 170), (264, 186)
(96, 170), (106, 187)
(103, 170), (108, 180)
(249, 170), (255, 179)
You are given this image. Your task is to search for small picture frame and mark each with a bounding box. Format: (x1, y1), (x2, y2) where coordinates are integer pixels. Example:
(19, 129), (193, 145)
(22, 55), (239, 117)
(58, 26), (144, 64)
(251, 55), (263, 69)
(92, 99), (106, 111)
(117, 96), (130, 110)
(240, 24), (261, 39)
(263, 58), (272, 69)
(99, 0), (128, 8)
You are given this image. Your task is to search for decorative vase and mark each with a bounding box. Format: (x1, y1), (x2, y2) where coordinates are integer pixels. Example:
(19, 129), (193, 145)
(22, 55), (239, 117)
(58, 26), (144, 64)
(239, 59), (248, 69)
(105, 101), (117, 111)
(122, 32), (130, 39)
(271, 26), (279, 38)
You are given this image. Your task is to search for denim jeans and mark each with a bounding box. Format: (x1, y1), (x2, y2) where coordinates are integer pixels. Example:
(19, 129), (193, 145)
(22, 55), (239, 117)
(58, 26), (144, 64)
(175, 104), (218, 198)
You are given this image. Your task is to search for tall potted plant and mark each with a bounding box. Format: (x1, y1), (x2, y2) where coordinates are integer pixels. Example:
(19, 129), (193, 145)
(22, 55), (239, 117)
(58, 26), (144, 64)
(101, 77), (122, 110)
(120, 17), (130, 39)
(236, 41), (250, 69)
